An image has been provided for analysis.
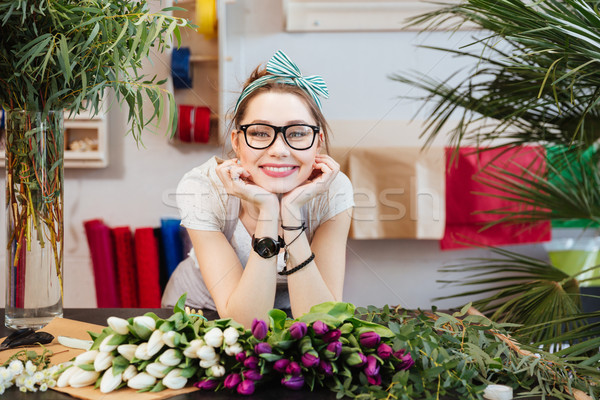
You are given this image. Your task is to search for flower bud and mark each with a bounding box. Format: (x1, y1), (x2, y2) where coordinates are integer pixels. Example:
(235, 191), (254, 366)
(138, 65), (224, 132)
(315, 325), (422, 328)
(273, 359), (290, 373)
(69, 367), (100, 388)
(209, 364), (225, 378)
(319, 360), (334, 376)
(223, 327), (240, 346)
(133, 316), (156, 339)
(322, 329), (341, 343)
(122, 365), (137, 382)
(281, 374), (304, 390)
(194, 378), (218, 390)
(56, 366), (77, 388)
(224, 373), (241, 389)
(312, 320), (329, 335)
(367, 374), (382, 386)
(377, 343), (393, 359)
(199, 356), (220, 369)
(235, 351), (247, 363)
(107, 317), (130, 335)
(100, 367), (122, 393)
(243, 356), (259, 370)
(117, 344), (137, 361)
(301, 352), (319, 368)
(393, 349), (415, 371)
(127, 372), (156, 390)
(162, 331), (180, 348)
(324, 341), (342, 360)
(146, 362), (170, 379)
(163, 368), (187, 390)
(99, 335), (119, 353)
(204, 327), (224, 348)
(74, 350), (99, 366)
(197, 345), (217, 361)
(364, 355), (380, 377)
(94, 352), (114, 372)
(134, 342), (152, 360)
(237, 379), (255, 395)
(183, 339), (204, 359)
(147, 330), (165, 357)
(243, 369), (263, 381)
(285, 361), (301, 376)
(289, 322), (307, 340)
(251, 319), (268, 340)
(345, 351), (367, 367)
(254, 342), (272, 355)
(225, 342), (244, 356)
(157, 349), (181, 367)
(359, 331), (381, 348)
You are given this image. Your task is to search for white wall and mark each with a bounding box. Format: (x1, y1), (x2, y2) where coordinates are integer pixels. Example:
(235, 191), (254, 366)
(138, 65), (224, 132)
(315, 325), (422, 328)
(0, 0), (550, 310)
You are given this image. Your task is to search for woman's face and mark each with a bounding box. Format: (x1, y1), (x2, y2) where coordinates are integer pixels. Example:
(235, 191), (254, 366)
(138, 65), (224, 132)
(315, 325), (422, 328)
(232, 91), (322, 194)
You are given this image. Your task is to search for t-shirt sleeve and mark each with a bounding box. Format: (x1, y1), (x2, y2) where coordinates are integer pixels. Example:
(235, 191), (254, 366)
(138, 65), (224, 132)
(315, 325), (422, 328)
(176, 169), (224, 232)
(316, 171), (355, 224)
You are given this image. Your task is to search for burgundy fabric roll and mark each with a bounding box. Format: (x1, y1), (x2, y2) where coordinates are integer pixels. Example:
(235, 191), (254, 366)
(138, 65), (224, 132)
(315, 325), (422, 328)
(112, 226), (139, 308)
(193, 106), (211, 143)
(176, 105), (211, 143)
(177, 105), (194, 143)
(134, 227), (162, 307)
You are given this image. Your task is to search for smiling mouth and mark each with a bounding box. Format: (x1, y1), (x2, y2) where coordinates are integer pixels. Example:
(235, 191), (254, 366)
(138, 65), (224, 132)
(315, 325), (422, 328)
(259, 165), (298, 178)
(262, 166), (296, 172)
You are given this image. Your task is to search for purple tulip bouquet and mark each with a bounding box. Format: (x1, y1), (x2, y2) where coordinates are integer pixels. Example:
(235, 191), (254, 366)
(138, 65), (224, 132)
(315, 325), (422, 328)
(53, 295), (413, 396)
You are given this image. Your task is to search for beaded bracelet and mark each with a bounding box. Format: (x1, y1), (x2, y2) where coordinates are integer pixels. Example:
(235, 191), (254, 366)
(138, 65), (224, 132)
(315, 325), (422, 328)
(278, 252), (315, 276)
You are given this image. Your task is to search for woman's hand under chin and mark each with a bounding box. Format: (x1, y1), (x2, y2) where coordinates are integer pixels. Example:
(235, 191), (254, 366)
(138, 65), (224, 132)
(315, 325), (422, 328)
(281, 154), (340, 212)
(216, 158), (279, 209)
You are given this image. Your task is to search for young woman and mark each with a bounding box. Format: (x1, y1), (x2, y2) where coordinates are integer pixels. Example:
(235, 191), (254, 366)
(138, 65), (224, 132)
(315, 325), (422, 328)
(162, 51), (354, 326)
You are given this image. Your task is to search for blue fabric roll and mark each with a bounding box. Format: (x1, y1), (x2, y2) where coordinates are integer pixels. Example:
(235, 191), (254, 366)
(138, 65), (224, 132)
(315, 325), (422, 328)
(160, 218), (184, 279)
(0, 109), (4, 129)
(171, 47), (192, 89)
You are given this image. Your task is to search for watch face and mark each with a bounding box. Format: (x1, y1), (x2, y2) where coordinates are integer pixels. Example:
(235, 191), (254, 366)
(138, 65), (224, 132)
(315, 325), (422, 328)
(255, 237), (278, 258)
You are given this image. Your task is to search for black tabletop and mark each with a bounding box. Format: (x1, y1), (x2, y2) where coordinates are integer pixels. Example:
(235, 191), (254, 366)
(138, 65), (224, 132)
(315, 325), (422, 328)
(0, 308), (338, 400)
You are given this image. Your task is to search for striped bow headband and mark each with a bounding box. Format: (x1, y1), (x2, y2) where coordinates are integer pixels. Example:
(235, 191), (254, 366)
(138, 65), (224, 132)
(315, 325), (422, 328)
(233, 50), (329, 115)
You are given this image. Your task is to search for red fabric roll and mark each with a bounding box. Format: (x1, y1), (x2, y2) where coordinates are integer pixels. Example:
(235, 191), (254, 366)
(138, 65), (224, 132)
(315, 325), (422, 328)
(193, 106), (211, 143)
(177, 105), (193, 143)
(134, 227), (162, 307)
(441, 146), (551, 250)
(112, 226), (138, 308)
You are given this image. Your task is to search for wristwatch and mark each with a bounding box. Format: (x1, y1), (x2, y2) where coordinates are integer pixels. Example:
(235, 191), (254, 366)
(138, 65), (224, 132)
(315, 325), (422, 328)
(252, 235), (285, 259)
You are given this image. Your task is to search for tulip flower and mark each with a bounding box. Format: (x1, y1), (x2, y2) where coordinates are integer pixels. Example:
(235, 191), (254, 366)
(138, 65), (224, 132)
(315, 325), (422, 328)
(194, 378), (218, 390)
(243, 369), (262, 381)
(117, 344), (137, 361)
(322, 329), (341, 343)
(162, 331), (179, 348)
(134, 342), (152, 360)
(223, 326), (240, 346)
(393, 349), (415, 371)
(254, 342), (272, 355)
(209, 365), (226, 378)
(281, 374), (304, 390)
(324, 341), (342, 360)
(146, 362), (170, 379)
(56, 366), (77, 388)
(359, 331), (381, 348)
(100, 367), (122, 393)
(204, 327), (224, 348)
(147, 330), (165, 357)
(200, 356), (220, 369)
(251, 319), (268, 340)
(301, 352), (319, 368)
(127, 372), (156, 390)
(159, 348), (183, 366)
(122, 365), (137, 382)
(243, 356), (259, 370)
(377, 343), (393, 359)
(133, 316), (156, 339)
(364, 355), (380, 377)
(223, 373), (241, 389)
(69, 367), (100, 388)
(99, 335), (120, 353)
(345, 351), (367, 367)
(93, 352), (114, 372)
(235, 351), (247, 363)
(107, 316), (130, 335)
(318, 360), (334, 376)
(237, 379), (255, 395)
(289, 322), (307, 340)
(312, 320), (329, 335)
(225, 343), (244, 356)
(367, 374), (382, 386)
(273, 359), (290, 373)
(285, 361), (301, 376)
(183, 339), (204, 359)
(74, 350), (99, 366)
(197, 345), (217, 361)
(163, 368), (188, 390)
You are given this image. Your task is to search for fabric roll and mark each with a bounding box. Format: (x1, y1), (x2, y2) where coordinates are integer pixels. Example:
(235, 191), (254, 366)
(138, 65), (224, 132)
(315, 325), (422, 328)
(134, 227), (162, 307)
(171, 47), (192, 89)
(177, 105), (194, 142)
(111, 226), (138, 308)
(83, 219), (121, 307)
(154, 227), (169, 292)
(192, 106), (211, 143)
(196, 0), (217, 39)
(160, 218), (185, 280)
(441, 146), (551, 250)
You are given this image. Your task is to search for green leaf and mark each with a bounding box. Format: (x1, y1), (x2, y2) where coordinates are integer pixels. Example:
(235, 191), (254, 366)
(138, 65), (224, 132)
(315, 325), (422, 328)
(309, 302), (356, 321)
(268, 309), (287, 332)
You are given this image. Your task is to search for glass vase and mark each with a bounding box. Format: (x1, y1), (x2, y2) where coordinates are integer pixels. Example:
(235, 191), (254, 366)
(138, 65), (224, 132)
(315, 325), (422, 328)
(5, 110), (64, 329)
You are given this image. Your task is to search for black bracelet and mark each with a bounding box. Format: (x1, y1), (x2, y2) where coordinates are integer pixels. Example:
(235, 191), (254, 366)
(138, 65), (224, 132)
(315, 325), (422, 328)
(283, 225), (307, 264)
(281, 222), (306, 231)
(278, 252), (315, 276)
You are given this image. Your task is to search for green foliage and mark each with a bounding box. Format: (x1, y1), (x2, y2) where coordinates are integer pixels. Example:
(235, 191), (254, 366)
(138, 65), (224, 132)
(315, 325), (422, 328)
(0, 0), (192, 140)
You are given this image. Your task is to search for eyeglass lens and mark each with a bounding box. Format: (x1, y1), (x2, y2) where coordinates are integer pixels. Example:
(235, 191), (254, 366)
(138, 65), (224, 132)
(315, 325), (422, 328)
(245, 124), (315, 149)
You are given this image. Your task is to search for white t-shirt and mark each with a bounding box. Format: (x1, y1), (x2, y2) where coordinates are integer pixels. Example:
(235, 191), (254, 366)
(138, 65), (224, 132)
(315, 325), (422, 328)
(161, 156), (355, 310)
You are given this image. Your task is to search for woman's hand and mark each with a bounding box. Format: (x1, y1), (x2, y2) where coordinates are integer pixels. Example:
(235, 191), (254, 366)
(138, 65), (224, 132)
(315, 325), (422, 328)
(281, 154), (339, 212)
(216, 158), (278, 208)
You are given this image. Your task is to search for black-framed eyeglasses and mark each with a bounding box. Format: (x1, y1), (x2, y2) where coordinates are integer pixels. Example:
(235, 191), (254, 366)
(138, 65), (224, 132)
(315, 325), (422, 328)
(238, 123), (319, 150)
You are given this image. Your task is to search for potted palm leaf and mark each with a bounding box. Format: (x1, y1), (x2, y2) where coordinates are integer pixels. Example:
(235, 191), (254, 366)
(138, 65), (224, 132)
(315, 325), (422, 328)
(392, 0), (600, 358)
(0, 0), (190, 329)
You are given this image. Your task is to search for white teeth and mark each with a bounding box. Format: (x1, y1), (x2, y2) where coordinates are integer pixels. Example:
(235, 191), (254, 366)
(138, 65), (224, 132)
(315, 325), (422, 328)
(263, 166), (294, 172)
